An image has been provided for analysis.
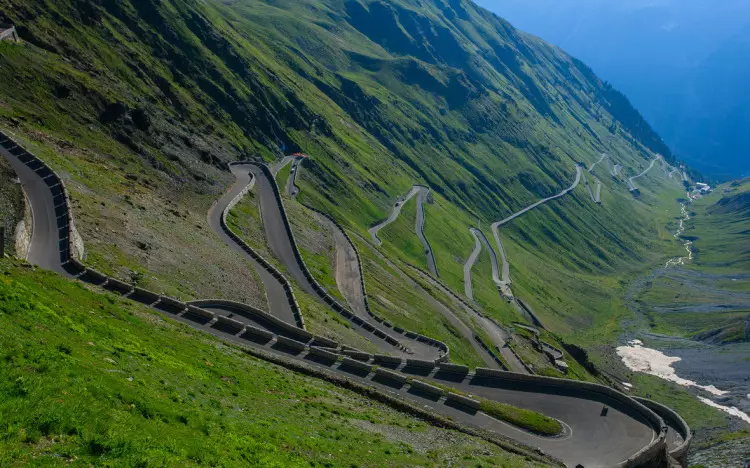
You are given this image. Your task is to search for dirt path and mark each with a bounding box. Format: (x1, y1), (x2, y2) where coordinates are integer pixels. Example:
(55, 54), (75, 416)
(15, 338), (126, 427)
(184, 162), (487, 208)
(329, 219), (368, 318)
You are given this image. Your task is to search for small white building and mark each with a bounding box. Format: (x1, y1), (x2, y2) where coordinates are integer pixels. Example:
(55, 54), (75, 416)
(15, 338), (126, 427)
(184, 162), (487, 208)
(696, 182), (712, 194)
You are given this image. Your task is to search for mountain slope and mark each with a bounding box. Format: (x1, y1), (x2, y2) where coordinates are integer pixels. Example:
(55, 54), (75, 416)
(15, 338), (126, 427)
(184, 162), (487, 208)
(0, 0), (698, 380)
(474, 0), (750, 179)
(1, 0), (732, 460)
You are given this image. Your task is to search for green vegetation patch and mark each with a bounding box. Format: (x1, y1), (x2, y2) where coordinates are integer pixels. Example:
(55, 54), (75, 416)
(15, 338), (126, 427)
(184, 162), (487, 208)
(284, 199), (345, 303)
(479, 400), (562, 437)
(379, 194), (429, 270)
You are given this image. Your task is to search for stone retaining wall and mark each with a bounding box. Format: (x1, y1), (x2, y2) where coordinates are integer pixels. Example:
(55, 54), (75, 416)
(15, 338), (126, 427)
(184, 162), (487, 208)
(244, 324), (274, 340)
(341, 349), (372, 362)
(406, 358), (435, 369)
(275, 335), (307, 351)
(308, 346), (339, 361)
(0, 25), (19, 42)
(373, 354), (403, 366)
(447, 392), (481, 410)
(216, 315), (245, 331)
(188, 298), (317, 344)
(472, 367), (667, 467)
(410, 379), (444, 397)
(186, 304), (215, 320)
(633, 397), (691, 466)
(438, 363), (470, 375)
(374, 367), (408, 384)
(473, 333), (510, 370)
(340, 356), (373, 372)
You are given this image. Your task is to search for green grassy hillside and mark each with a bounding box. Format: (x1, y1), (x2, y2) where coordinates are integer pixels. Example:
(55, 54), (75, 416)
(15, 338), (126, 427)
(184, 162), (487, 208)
(691, 179), (750, 271)
(0, 0), (687, 344)
(629, 181), (750, 343)
(4, 0), (744, 459)
(0, 259), (548, 467)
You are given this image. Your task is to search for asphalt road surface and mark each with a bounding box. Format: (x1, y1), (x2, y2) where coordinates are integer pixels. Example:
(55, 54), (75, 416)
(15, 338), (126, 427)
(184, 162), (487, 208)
(247, 164), (439, 360)
(286, 157), (302, 197)
(463, 229), (482, 300)
(464, 228), (502, 299)
(491, 166), (583, 290)
(583, 172), (597, 203)
(368, 186), (421, 245)
(414, 186), (438, 277)
(628, 156), (662, 192)
(208, 164), (299, 327)
(180, 312), (658, 468)
(0, 146), (68, 274)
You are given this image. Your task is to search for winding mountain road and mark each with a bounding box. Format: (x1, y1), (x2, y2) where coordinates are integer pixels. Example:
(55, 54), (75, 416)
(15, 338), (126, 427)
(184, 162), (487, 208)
(464, 228), (502, 300)
(1, 133), (688, 467)
(369, 185), (438, 277)
(206, 165), (300, 327)
(583, 172), (597, 203)
(246, 163), (440, 360)
(0, 145), (68, 275)
(279, 169), (501, 370)
(368, 186), (421, 245)
(490, 166), (583, 296)
(286, 157), (302, 197)
(464, 230), (483, 300)
(627, 156), (662, 192)
(414, 187), (439, 277)
(281, 157), (370, 320)
(587, 155), (606, 204)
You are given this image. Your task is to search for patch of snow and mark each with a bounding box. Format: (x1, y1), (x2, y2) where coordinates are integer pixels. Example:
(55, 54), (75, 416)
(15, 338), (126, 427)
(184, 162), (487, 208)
(616, 343), (728, 396)
(697, 397), (750, 425)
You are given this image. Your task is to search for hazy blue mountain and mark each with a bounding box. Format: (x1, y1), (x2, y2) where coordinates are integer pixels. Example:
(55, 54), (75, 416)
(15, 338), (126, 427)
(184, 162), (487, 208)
(475, 0), (750, 180)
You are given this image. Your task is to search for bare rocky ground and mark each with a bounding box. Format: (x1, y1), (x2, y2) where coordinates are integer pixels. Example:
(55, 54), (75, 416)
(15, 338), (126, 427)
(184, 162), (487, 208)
(0, 156), (24, 256)
(620, 266), (750, 464)
(688, 438), (750, 468)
